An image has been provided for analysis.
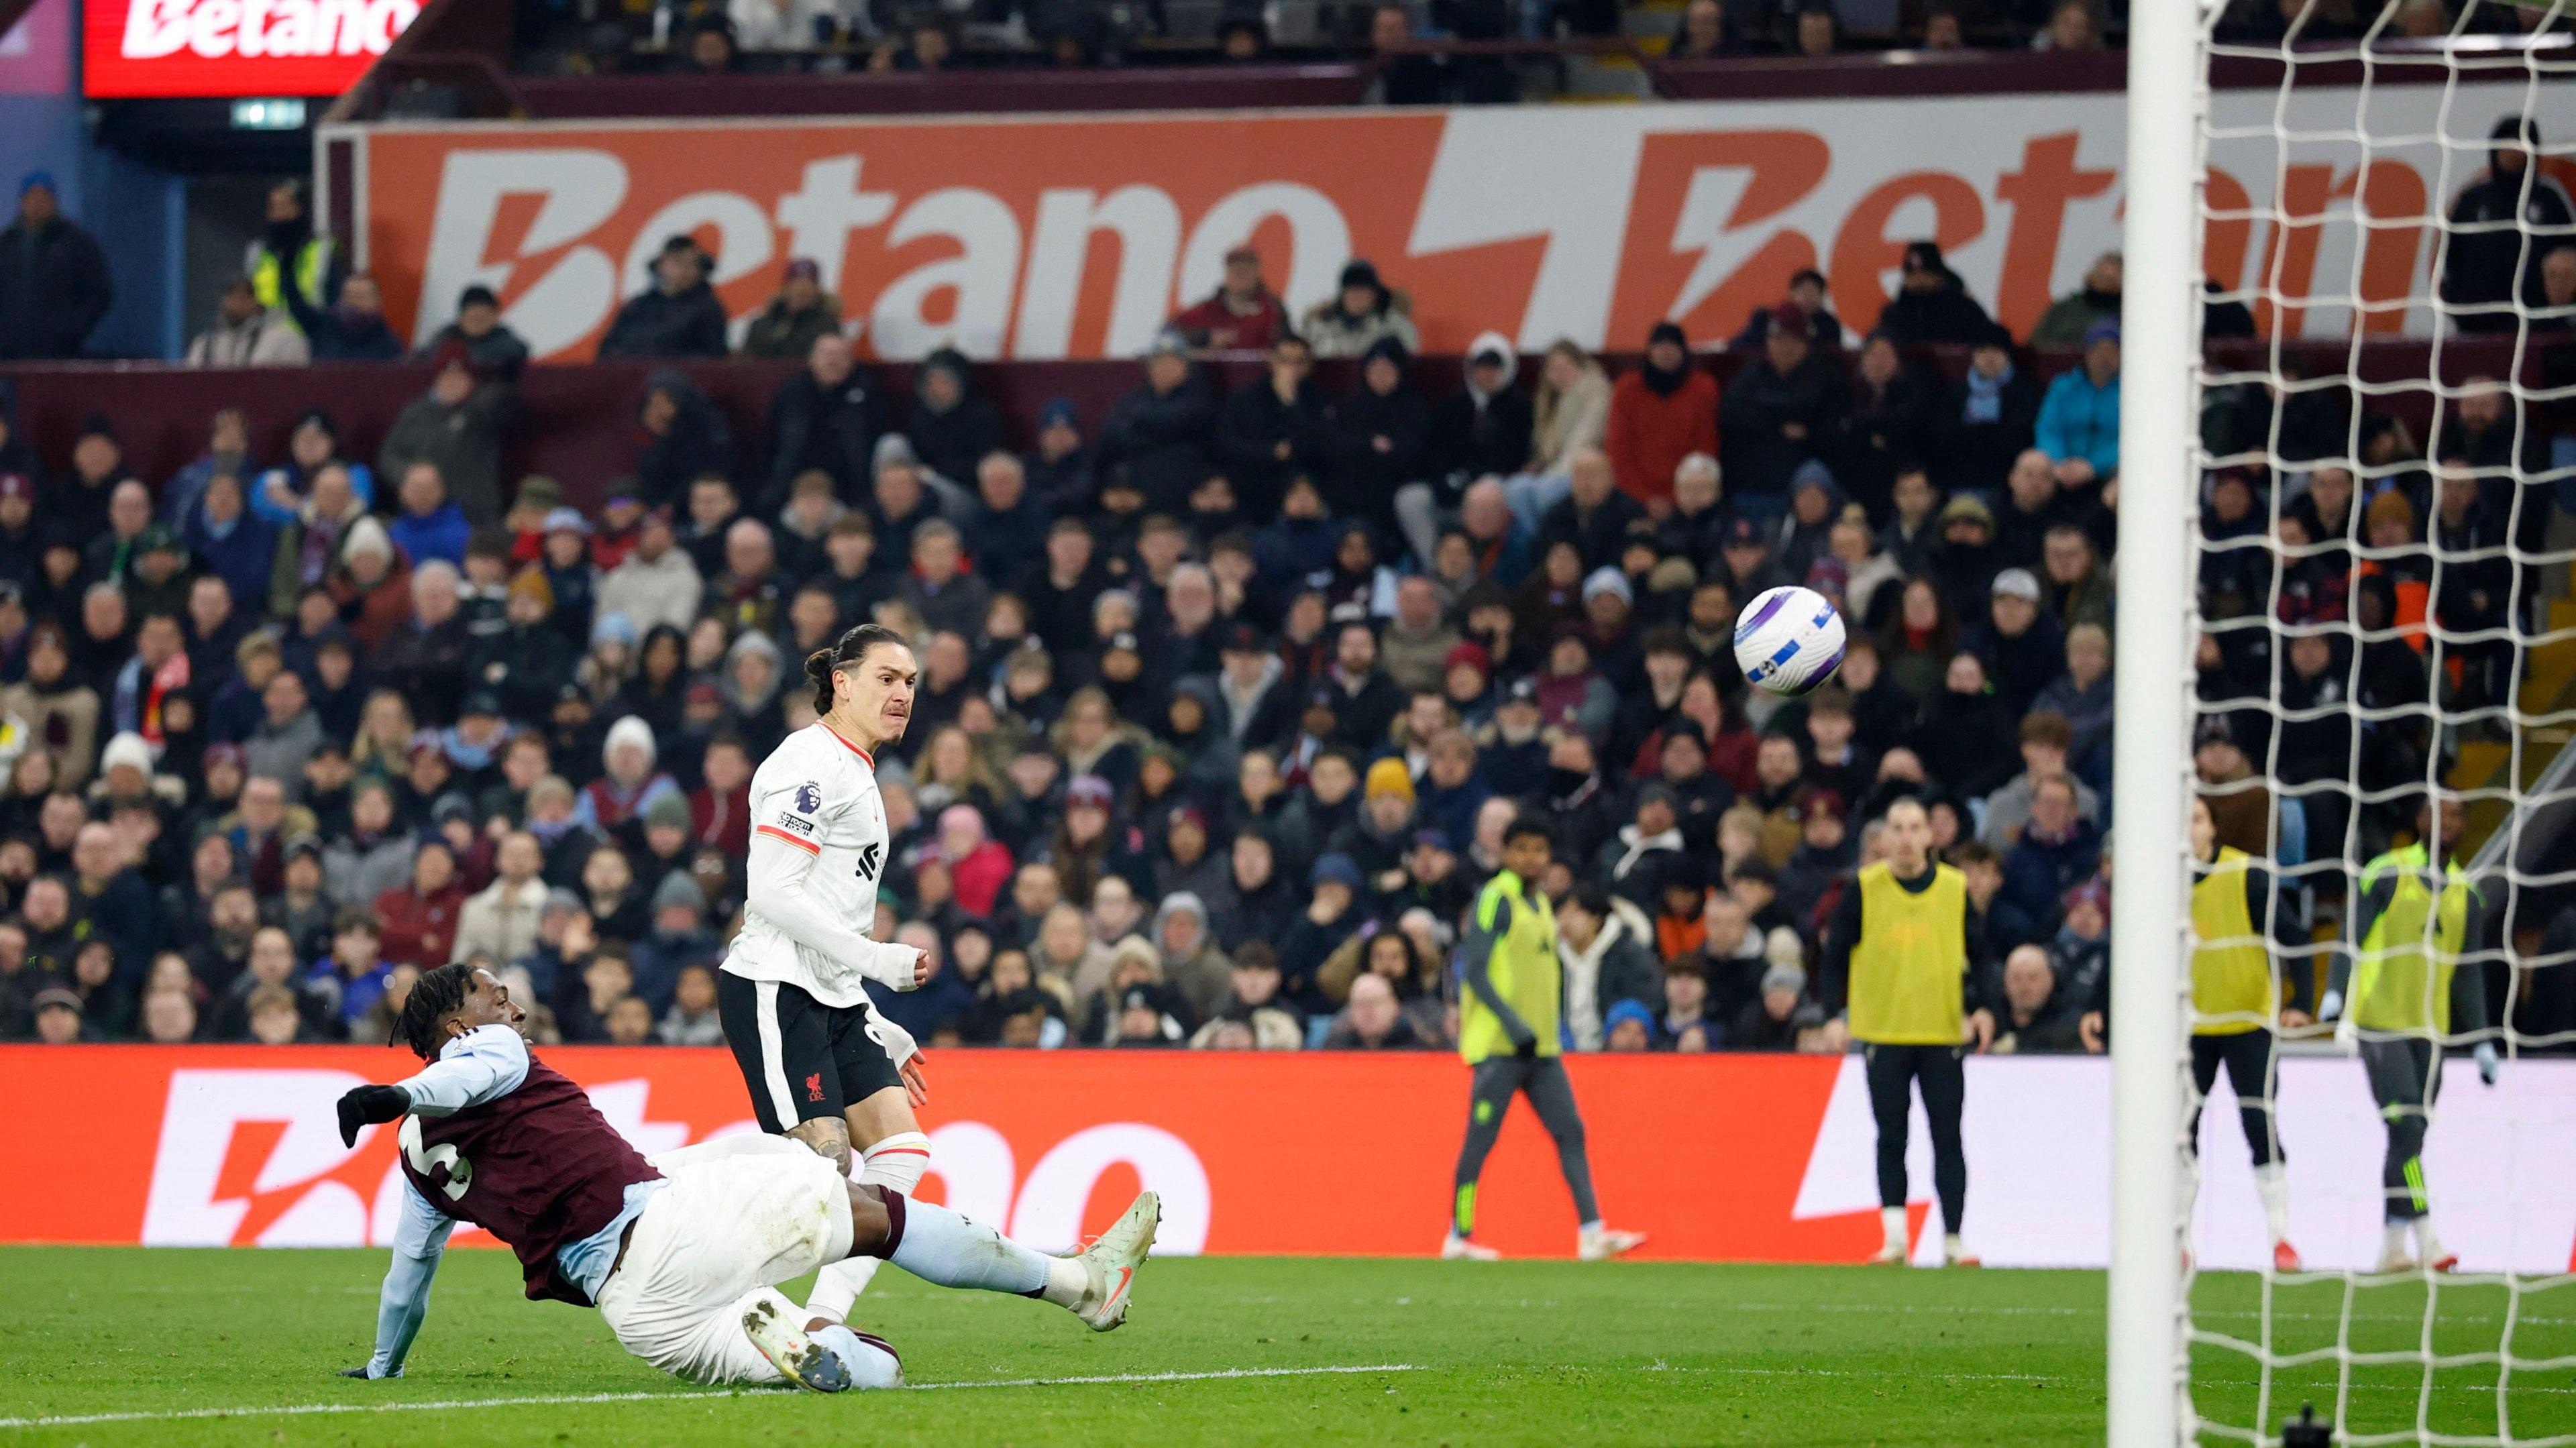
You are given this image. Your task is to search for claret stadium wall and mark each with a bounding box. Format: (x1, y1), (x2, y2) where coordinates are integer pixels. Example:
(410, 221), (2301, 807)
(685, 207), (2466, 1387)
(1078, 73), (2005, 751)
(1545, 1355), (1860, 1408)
(0, 1048), (2569, 1270)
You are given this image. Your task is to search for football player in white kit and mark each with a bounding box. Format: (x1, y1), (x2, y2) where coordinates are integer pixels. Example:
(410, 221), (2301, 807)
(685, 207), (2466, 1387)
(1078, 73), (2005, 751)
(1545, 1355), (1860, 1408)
(718, 622), (954, 1325)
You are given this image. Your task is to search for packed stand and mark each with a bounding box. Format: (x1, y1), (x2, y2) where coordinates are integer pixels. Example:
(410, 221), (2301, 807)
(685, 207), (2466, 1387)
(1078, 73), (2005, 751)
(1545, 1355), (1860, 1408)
(3, 179), (2575, 1059)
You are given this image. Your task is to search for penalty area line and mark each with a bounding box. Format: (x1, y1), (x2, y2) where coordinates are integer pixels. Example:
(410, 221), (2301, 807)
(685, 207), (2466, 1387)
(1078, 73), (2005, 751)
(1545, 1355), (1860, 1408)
(0, 1363), (1430, 1430)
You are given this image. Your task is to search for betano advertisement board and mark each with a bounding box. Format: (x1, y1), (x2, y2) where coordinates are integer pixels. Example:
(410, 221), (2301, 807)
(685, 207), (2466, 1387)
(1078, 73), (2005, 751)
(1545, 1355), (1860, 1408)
(331, 87), (2567, 365)
(2, 1048), (2570, 1272)
(84, 0), (419, 99)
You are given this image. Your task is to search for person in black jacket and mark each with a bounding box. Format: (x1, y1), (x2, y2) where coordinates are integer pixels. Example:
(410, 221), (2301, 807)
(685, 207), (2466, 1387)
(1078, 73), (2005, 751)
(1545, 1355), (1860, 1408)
(907, 346), (1006, 490)
(1409, 334), (1534, 565)
(1874, 241), (1996, 347)
(282, 272), (402, 361)
(761, 333), (880, 509)
(1097, 331), (1219, 512)
(1534, 448), (1644, 575)
(598, 235), (728, 360)
(633, 370), (735, 510)
(0, 173), (112, 361)
(1932, 323), (2039, 496)
(1324, 336), (1433, 537)
(1215, 333), (1331, 519)
(1830, 332), (1937, 522)
(2442, 116), (2575, 333)
(1719, 305), (1847, 521)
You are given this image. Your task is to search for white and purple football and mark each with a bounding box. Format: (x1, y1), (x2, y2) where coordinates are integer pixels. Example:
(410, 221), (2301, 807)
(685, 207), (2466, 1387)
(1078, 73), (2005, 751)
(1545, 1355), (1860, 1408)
(1733, 585), (1847, 696)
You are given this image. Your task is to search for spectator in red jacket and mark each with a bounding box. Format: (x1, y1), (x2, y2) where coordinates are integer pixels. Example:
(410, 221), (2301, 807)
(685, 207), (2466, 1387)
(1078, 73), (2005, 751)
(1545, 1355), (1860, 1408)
(1167, 245), (1290, 352)
(938, 803), (1017, 919)
(1605, 322), (1718, 518)
(374, 836), (468, 968)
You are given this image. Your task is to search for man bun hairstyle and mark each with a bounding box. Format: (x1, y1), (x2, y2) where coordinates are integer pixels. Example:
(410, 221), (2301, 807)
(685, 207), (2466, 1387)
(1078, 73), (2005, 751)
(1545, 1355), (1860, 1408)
(806, 622), (909, 713)
(393, 961), (477, 1060)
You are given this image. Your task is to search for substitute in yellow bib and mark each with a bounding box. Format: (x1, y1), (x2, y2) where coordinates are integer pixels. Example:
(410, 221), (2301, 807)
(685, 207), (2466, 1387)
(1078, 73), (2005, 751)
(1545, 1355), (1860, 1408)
(1819, 798), (1994, 1268)
(2324, 794), (2499, 1274)
(1442, 816), (1646, 1263)
(2177, 795), (2314, 1273)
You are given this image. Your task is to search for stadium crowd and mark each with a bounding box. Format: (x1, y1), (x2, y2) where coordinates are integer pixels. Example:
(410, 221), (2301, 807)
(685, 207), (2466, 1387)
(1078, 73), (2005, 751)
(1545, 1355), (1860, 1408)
(519, 0), (2574, 89)
(1, 154), (2573, 1058)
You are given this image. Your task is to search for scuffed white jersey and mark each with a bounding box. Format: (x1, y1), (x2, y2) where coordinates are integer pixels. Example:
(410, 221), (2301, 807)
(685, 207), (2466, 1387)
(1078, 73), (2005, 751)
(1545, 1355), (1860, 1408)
(721, 722), (903, 1009)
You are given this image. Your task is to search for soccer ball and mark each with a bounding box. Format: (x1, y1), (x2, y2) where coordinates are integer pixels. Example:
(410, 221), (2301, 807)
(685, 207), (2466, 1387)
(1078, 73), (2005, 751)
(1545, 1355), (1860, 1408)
(1733, 586), (1847, 695)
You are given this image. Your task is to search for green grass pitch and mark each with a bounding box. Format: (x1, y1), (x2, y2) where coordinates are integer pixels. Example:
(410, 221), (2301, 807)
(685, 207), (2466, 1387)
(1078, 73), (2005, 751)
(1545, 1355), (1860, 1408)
(0, 1248), (2567, 1445)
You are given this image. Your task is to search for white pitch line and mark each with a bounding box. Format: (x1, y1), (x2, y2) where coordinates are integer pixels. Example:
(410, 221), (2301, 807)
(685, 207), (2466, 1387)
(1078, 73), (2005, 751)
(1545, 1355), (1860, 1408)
(0, 1363), (1428, 1431)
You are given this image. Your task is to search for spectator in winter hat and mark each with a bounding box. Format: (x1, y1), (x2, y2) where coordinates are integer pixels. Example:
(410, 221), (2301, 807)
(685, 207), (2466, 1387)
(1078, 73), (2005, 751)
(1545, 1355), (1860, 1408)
(739, 257), (843, 362)
(1301, 259), (1419, 359)
(576, 716), (682, 832)
(1874, 240), (1996, 346)
(598, 235), (727, 360)
(1606, 322), (1718, 516)
(1721, 305), (1847, 522)
(1963, 567), (2065, 718)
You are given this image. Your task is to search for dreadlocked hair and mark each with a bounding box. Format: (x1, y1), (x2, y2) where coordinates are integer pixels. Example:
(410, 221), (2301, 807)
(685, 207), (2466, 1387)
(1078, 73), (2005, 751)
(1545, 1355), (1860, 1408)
(393, 961), (478, 1060)
(805, 622), (910, 714)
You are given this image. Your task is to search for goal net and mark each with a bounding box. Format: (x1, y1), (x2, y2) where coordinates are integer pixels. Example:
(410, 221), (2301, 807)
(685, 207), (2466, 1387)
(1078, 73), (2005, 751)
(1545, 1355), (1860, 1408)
(2111, 1), (2576, 1445)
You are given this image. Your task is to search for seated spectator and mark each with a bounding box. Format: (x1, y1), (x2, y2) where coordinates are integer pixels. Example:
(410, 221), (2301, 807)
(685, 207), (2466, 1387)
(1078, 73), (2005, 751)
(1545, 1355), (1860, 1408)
(909, 347), (1006, 490)
(1720, 306), (1846, 524)
(1602, 999), (1657, 1051)
(1321, 971), (1424, 1048)
(659, 962), (726, 1046)
(1322, 337), (1434, 539)
(1911, 651), (2019, 802)
(185, 277), (309, 368)
(1169, 245), (1291, 351)
(1979, 711), (2102, 848)
(282, 272), (402, 362)
(1961, 567), (2065, 717)
(1301, 260), (1418, 359)
(413, 284), (530, 383)
(1215, 336), (1330, 526)
(1933, 325), (2039, 496)
(1665, 0), (1753, 58)
(1658, 953), (1718, 1048)
(1731, 268), (1843, 352)
(1998, 775), (2100, 937)
(1497, 341), (1615, 537)
(1535, 449), (1644, 575)
(1729, 961), (1821, 1051)
(1831, 333), (1937, 519)
(1992, 944), (2082, 1053)
(1366, 4), (1446, 107)
(386, 463), (471, 569)
(1874, 241), (1996, 347)
(1556, 882), (1662, 1050)
(685, 16), (740, 73)
(598, 236), (727, 360)
(1793, 3), (1837, 54)
(2029, 252), (2122, 347)
(2036, 321), (2122, 486)
(2037, 0), (2103, 50)
(1607, 322), (1719, 518)
(740, 258), (843, 361)
(1098, 332), (1218, 512)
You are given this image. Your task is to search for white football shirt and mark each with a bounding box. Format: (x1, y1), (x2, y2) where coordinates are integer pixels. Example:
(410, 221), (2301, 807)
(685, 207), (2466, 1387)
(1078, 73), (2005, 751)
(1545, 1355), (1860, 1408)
(720, 721), (910, 1009)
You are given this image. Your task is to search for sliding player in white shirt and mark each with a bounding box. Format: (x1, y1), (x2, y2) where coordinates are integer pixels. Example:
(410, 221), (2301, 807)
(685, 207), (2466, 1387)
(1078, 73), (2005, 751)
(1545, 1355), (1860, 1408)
(718, 622), (949, 1323)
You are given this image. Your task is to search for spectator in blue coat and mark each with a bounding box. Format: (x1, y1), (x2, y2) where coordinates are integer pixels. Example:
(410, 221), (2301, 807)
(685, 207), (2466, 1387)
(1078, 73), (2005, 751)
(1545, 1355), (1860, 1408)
(2035, 320), (2121, 486)
(1996, 775), (2100, 939)
(385, 461), (470, 569)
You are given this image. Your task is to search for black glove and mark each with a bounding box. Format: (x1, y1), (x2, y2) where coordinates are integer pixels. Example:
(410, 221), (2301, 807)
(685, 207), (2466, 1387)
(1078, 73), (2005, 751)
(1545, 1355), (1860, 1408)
(1513, 1037), (1539, 1060)
(337, 1084), (411, 1148)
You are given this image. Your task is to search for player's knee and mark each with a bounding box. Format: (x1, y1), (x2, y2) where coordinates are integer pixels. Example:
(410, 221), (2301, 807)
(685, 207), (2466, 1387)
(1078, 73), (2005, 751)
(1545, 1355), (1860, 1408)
(788, 1118), (853, 1176)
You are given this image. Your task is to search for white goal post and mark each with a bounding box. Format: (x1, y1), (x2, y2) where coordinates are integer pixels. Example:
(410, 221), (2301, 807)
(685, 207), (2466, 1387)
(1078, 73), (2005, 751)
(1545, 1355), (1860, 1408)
(2107, 0), (2204, 1443)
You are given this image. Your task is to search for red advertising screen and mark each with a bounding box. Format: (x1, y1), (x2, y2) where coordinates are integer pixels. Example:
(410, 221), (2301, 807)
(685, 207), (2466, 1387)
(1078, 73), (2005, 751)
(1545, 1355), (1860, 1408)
(80, 0), (417, 98)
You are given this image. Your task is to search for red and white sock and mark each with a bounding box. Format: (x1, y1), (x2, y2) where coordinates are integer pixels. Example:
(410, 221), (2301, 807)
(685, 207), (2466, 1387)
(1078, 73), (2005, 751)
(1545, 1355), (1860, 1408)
(808, 1133), (933, 1320)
